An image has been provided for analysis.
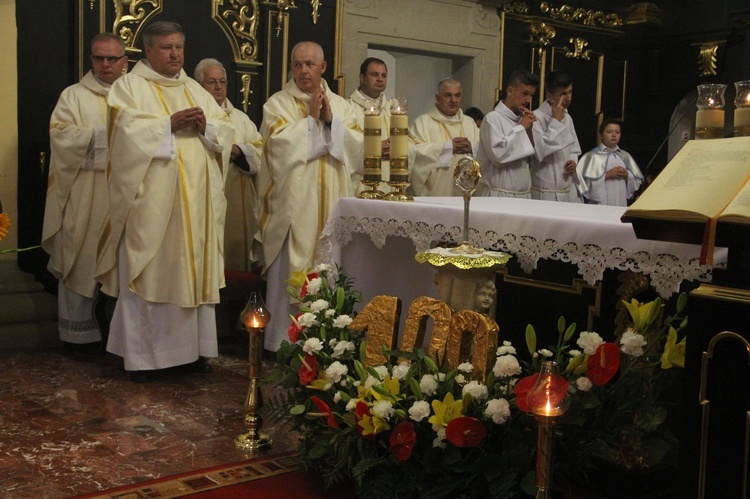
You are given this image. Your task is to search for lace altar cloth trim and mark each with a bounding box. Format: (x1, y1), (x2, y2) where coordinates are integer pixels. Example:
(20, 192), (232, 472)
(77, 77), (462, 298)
(318, 216), (717, 298)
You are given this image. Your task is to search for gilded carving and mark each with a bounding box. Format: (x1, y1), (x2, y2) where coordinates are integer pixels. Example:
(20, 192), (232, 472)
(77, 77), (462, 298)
(212, 0), (260, 63)
(311, 0), (321, 24)
(443, 310), (499, 382)
(564, 37), (591, 60)
(113, 0), (163, 52)
(527, 22), (556, 47)
(540, 1), (622, 29)
(262, 0), (298, 37)
(502, 1), (529, 14)
(240, 73), (253, 112)
(698, 43), (719, 77)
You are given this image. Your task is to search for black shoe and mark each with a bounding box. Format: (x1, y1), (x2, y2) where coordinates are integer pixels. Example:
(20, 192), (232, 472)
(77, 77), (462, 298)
(185, 358), (213, 373)
(63, 341), (102, 354)
(127, 370), (150, 383)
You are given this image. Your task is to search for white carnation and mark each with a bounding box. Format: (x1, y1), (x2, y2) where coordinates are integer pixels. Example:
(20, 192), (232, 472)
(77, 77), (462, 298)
(484, 398), (511, 424)
(409, 400), (431, 422)
(333, 392), (342, 403)
(568, 349), (582, 358)
(309, 299), (329, 312)
(297, 312), (318, 328)
(391, 362), (411, 380)
(331, 340), (355, 358)
(455, 374), (465, 384)
(345, 399), (357, 411)
(538, 349), (553, 358)
(314, 263), (331, 273)
(333, 315), (353, 328)
(325, 361), (348, 383)
(457, 362), (474, 373)
(364, 375), (379, 388)
(306, 277), (322, 295)
(420, 374), (439, 397)
(325, 309), (336, 317)
(373, 365), (389, 380)
(496, 341), (517, 356)
(493, 355), (522, 378)
(576, 376), (593, 392)
(302, 337), (323, 353)
(372, 400), (395, 420)
(433, 427), (447, 448)
(620, 328), (647, 357)
(577, 331), (604, 355)
(462, 380), (488, 400)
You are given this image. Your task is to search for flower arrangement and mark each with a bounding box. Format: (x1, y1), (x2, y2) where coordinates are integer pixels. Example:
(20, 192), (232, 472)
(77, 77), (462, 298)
(268, 264), (687, 498)
(0, 201), (39, 254)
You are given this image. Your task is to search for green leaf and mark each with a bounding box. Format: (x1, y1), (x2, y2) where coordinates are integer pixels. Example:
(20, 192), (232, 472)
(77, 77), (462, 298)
(409, 377), (423, 399)
(423, 355), (439, 373)
(290, 404), (306, 415)
(564, 322), (577, 342)
(525, 324), (537, 356)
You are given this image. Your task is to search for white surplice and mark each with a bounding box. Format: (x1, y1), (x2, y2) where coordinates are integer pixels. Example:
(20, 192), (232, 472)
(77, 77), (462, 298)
(578, 145), (644, 206)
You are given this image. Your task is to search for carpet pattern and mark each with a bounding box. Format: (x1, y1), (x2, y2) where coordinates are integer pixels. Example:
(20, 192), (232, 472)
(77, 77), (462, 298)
(76, 452), (301, 499)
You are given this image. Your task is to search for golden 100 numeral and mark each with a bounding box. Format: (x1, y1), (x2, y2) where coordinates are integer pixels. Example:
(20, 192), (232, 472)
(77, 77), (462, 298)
(348, 295), (499, 381)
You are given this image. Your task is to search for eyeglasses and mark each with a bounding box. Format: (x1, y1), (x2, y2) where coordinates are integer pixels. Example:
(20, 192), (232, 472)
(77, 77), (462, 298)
(91, 55), (127, 64)
(204, 78), (227, 87)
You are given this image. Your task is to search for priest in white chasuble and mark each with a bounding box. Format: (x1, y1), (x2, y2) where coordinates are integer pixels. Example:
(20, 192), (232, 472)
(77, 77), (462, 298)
(409, 78), (479, 197)
(349, 57), (391, 194)
(42, 33), (129, 348)
(96, 21), (234, 381)
(258, 41), (363, 350)
(196, 58), (263, 272)
(477, 70), (539, 198)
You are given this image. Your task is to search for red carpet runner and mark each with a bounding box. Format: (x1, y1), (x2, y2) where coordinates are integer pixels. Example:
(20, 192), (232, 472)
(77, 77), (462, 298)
(72, 452), (356, 498)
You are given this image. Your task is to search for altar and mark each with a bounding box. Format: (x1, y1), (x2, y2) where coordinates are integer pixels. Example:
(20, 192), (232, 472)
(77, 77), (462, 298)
(317, 197), (727, 340)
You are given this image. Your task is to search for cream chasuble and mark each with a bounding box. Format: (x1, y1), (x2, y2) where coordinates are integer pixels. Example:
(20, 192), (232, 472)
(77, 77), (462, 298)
(409, 107), (479, 197)
(42, 71), (110, 299)
(97, 60), (233, 307)
(258, 79), (363, 275)
(223, 99), (263, 271)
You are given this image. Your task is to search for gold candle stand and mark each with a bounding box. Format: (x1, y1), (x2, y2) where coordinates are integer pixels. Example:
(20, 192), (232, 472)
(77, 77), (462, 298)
(235, 292), (273, 452)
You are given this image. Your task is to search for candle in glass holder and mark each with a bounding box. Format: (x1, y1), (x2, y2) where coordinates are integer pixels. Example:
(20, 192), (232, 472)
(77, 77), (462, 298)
(695, 83), (726, 139)
(390, 114), (409, 158)
(734, 81), (750, 137)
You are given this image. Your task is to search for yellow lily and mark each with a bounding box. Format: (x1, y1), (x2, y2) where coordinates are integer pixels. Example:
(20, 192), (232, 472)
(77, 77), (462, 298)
(359, 412), (390, 436)
(307, 370), (331, 391)
(622, 298), (661, 332)
(286, 268), (314, 289)
(428, 392), (464, 427)
(660, 326), (686, 369)
(372, 376), (405, 403)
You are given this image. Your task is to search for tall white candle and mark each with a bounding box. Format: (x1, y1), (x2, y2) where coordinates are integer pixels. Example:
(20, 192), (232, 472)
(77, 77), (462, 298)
(390, 113), (408, 158)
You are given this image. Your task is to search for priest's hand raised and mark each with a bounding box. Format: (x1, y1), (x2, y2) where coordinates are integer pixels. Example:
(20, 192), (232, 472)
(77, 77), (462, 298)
(171, 107), (206, 133)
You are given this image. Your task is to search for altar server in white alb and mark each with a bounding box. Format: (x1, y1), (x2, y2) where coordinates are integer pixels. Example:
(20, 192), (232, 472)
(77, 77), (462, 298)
(409, 78), (479, 196)
(578, 118), (644, 206)
(349, 57), (391, 194)
(96, 22), (234, 381)
(477, 70), (540, 198)
(531, 70), (584, 202)
(42, 33), (129, 348)
(196, 58), (263, 272)
(258, 41), (363, 350)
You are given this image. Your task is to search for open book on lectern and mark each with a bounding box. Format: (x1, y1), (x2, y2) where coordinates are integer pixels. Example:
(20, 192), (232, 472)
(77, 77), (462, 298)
(622, 136), (750, 225)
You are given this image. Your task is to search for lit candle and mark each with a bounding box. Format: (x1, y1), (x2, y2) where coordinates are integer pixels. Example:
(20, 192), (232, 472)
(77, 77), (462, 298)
(735, 107), (750, 136)
(364, 114), (382, 157)
(695, 108), (724, 139)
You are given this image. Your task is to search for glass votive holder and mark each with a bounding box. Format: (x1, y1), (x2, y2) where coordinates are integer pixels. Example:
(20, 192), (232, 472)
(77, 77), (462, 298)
(695, 83), (726, 139)
(734, 81), (750, 137)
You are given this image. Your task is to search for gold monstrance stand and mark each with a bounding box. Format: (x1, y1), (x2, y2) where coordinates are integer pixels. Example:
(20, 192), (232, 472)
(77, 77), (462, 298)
(235, 291), (273, 452)
(415, 155), (510, 312)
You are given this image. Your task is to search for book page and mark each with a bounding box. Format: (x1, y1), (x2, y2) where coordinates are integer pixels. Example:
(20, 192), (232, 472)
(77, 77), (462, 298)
(625, 137), (750, 221)
(719, 179), (750, 224)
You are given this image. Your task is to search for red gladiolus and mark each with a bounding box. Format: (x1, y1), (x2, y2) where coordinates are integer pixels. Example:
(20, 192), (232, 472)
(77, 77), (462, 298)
(389, 421), (417, 461)
(587, 342), (620, 386)
(513, 373), (539, 413)
(445, 417), (487, 447)
(299, 272), (320, 298)
(288, 313), (304, 342)
(311, 395), (339, 429)
(298, 353), (317, 385)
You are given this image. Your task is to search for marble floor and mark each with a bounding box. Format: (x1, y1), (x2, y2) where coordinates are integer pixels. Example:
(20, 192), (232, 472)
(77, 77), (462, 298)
(0, 340), (298, 498)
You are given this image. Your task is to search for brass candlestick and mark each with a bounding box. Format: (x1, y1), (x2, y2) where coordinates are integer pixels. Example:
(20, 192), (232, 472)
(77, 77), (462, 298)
(526, 361), (570, 498)
(384, 98), (412, 201)
(358, 99), (385, 199)
(235, 291), (273, 452)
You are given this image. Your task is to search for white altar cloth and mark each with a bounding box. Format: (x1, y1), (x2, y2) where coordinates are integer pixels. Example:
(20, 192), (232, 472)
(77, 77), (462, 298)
(318, 197), (726, 300)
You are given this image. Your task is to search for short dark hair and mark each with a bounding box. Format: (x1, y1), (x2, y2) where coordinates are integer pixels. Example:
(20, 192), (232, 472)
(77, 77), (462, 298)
(464, 107), (485, 121)
(359, 57), (387, 76)
(598, 118), (623, 134)
(142, 21), (185, 48)
(506, 69), (539, 89)
(91, 32), (125, 53)
(544, 70), (572, 93)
